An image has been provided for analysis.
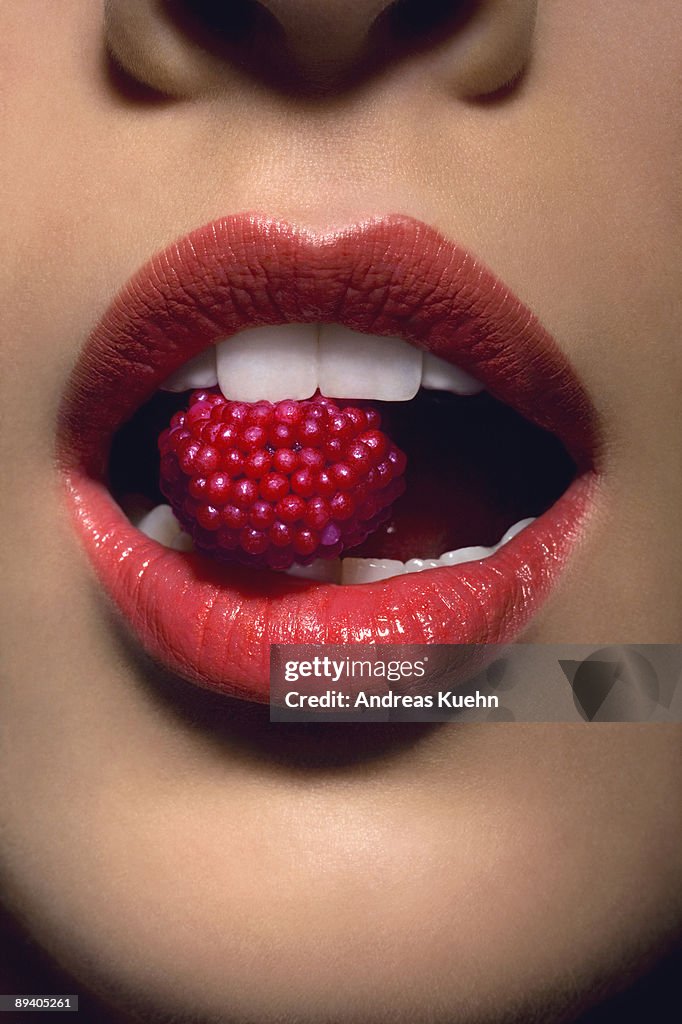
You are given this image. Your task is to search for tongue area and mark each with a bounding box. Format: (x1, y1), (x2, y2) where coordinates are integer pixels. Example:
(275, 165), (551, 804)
(347, 391), (576, 561)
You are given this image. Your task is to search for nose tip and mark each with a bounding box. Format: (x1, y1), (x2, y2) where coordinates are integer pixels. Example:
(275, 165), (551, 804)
(256, 0), (396, 71)
(173, 0), (479, 91)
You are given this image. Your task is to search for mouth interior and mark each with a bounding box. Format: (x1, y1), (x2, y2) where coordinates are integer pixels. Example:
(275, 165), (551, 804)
(108, 387), (575, 563)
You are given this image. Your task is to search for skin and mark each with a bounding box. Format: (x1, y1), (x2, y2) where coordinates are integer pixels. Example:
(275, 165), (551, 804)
(0, 2), (681, 1021)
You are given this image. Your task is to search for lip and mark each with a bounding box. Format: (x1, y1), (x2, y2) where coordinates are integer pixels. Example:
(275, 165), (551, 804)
(57, 213), (602, 703)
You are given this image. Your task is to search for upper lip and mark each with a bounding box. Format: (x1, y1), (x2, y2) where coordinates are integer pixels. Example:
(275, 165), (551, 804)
(58, 212), (600, 475)
(56, 213), (601, 702)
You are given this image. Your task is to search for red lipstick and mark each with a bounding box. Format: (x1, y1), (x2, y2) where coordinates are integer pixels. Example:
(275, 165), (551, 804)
(57, 214), (602, 702)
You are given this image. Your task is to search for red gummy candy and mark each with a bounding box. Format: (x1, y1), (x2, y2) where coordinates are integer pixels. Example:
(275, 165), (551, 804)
(159, 391), (407, 570)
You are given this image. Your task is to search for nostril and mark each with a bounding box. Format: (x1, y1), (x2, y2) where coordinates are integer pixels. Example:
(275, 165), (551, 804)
(384, 0), (477, 41)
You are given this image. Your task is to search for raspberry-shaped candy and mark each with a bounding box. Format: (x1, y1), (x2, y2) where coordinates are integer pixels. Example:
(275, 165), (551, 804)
(158, 390), (407, 570)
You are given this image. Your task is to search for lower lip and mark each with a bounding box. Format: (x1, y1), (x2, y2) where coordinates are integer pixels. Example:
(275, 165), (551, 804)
(63, 469), (599, 702)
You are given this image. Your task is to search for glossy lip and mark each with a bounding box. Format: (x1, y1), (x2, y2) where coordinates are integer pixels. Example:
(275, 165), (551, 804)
(57, 213), (602, 703)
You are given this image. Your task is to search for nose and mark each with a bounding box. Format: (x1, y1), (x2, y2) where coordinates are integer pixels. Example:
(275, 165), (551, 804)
(105, 0), (537, 97)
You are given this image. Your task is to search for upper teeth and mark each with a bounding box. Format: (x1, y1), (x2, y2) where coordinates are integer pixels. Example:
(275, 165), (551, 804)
(161, 324), (484, 402)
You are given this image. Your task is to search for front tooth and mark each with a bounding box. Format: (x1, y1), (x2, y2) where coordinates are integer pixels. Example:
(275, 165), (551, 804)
(161, 347), (218, 392)
(499, 517), (536, 546)
(137, 504), (193, 551)
(403, 558), (442, 573)
(216, 324), (317, 402)
(404, 558), (427, 573)
(319, 325), (422, 401)
(286, 559), (342, 583)
(422, 352), (484, 395)
(341, 558), (406, 585)
(438, 545), (493, 566)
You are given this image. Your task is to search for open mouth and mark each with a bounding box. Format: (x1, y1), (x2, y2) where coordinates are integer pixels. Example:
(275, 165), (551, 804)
(57, 214), (602, 702)
(110, 349), (574, 583)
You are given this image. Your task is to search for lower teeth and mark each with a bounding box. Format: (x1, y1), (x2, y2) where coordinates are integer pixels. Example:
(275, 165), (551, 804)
(128, 502), (535, 585)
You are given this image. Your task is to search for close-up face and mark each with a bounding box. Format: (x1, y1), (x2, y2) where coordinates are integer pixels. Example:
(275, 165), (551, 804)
(1, 2), (681, 1022)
